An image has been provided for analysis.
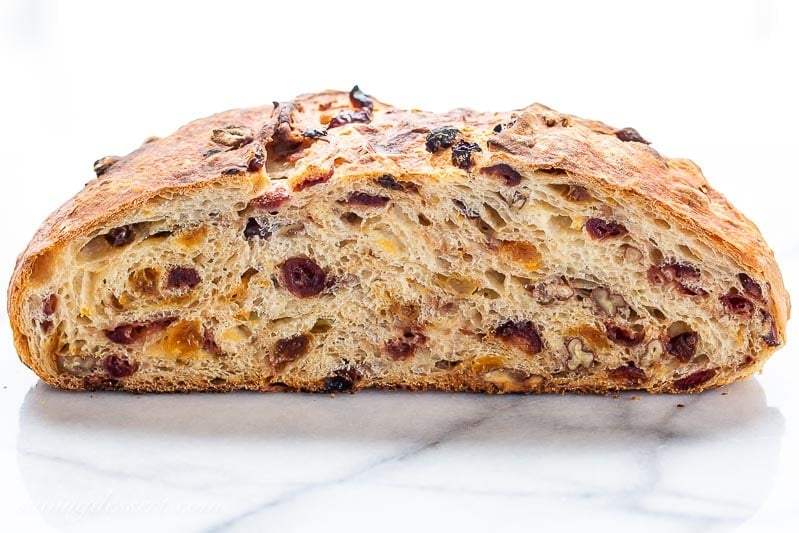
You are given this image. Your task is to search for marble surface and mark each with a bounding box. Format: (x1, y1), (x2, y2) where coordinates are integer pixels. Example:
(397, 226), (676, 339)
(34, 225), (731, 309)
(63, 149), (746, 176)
(2, 1), (799, 531)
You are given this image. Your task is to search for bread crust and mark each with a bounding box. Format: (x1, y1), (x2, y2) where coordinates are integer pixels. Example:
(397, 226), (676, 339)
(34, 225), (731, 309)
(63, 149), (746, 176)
(7, 90), (789, 393)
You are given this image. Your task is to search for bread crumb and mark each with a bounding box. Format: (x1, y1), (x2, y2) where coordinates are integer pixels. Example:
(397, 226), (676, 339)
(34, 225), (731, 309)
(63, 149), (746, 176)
(676, 403), (685, 408)
(630, 395), (641, 401)
(721, 390), (729, 396)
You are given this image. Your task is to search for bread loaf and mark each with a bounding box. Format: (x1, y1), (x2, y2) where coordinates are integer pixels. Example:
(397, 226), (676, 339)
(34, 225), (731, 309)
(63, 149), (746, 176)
(7, 87), (789, 393)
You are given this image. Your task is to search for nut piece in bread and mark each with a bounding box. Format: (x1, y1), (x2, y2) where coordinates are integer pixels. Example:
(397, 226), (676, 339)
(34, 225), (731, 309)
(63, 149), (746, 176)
(7, 87), (789, 393)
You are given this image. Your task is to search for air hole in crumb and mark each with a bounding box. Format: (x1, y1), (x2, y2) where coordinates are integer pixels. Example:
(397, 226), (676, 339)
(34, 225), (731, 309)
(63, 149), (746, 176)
(210, 377), (226, 386)
(341, 212), (362, 225)
(485, 269), (506, 290)
(546, 183), (570, 195)
(678, 244), (701, 262)
(482, 203), (507, 228)
(435, 360), (461, 371)
(692, 353), (710, 366)
(646, 307), (667, 321)
(311, 318), (333, 333)
(550, 215), (572, 230)
(418, 213), (432, 226)
(667, 321), (691, 337)
(477, 288), (501, 299)
(649, 246), (664, 265)
(653, 218), (671, 230)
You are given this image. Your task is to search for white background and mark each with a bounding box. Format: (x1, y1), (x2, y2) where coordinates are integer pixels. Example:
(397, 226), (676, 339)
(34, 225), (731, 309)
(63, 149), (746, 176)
(1, 1), (798, 531)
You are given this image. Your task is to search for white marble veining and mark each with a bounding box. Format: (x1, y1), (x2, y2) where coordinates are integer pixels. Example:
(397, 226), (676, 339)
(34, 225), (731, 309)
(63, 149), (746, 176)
(2, 1), (799, 531)
(4, 380), (789, 533)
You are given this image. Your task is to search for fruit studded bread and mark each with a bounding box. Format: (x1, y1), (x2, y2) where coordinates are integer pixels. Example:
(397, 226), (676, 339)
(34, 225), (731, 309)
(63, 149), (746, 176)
(7, 87), (789, 393)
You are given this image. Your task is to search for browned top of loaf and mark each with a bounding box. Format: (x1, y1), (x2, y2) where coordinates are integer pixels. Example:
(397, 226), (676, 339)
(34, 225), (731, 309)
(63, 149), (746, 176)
(8, 89), (789, 343)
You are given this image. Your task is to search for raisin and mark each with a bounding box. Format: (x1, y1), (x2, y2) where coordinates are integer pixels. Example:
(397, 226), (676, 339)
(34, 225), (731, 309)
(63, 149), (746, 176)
(323, 375), (353, 393)
(425, 127), (460, 153)
(167, 267), (202, 289)
(605, 324), (644, 347)
(665, 331), (699, 362)
(244, 218), (271, 240)
(272, 334), (310, 368)
(93, 155), (121, 177)
(103, 355), (138, 379)
(585, 218), (628, 240)
(376, 174), (403, 190)
(349, 85), (373, 110)
(42, 294), (58, 316)
(247, 146), (265, 172)
(210, 125), (254, 148)
(738, 273), (763, 301)
(614, 127), (650, 144)
(281, 257), (326, 297)
(451, 141), (482, 169)
(340, 192), (390, 207)
(251, 188), (290, 210)
(302, 129), (328, 139)
(720, 292), (754, 319)
(480, 164), (522, 186)
(675, 284), (708, 297)
(494, 320), (543, 354)
(761, 311), (780, 347)
(673, 369), (716, 391)
(493, 123), (504, 133)
(83, 375), (117, 390)
(328, 110), (371, 129)
(222, 166), (246, 176)
(104, 225), (136, 247)
(609, 362), (647, 385)
(647, 265), (666, 285)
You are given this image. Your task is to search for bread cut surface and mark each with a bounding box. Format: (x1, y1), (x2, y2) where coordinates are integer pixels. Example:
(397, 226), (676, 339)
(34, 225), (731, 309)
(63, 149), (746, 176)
(7, 88), (789, 393)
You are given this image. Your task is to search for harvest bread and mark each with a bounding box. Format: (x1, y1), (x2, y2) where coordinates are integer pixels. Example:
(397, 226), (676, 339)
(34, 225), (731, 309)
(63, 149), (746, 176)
(7, 87), (789, 393)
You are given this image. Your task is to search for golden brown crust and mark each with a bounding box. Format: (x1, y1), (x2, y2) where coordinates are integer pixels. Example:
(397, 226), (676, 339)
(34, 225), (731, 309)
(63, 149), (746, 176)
(8, 89), (789, 393)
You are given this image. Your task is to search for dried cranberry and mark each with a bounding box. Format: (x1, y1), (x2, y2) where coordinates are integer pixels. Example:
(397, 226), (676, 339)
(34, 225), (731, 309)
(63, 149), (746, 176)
(451, 141), (482, 169)
(244, 218), (271, 240)
(605, 324), (644, 346)
(480, 164), (522, 186)
(665, 331), (698, 362)
(614, 127), (650, 144)
(720, 292), (754, 319)
(167, 267), (202, 289)
(294, 168), (334, 191)
(103, 355), (138, 379)
(349, 85), (373, 110)
(495, 320), (543, 354)
(247, 146), (265, 172)
(323, 375), (353, 393)
(386, 339), (415, 360)
(105, 323), (147, 344)
(340, 192), (390, 207)
(673, 369), (716, 391)
(281, 257), (326, 297)
(675, 283), (708, 297)
(661, 262), (700, 281)
(272, 334), (310, 368)
(425, 127), (461, 153)
(738, 273), (763, 301)
(609, 363), (647, 385)
(203, 328), (223, 356)
(328, 110), (371, 129)
(251, 188), (290, 210)
(104, 225), (136, 247)
(647, 265), (666, 285)
(585, 218), (628, 240)
(302, 129), (328, 139)
(42, 294), (58, 316)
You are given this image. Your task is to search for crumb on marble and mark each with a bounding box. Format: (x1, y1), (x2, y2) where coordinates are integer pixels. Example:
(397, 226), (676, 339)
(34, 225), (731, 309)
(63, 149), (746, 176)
(676, 403), (685, 408)
(721, 390), (729, 395)
(631, 396), (641, 401)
